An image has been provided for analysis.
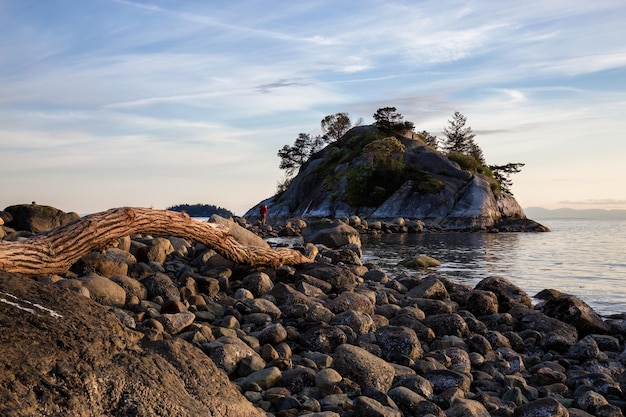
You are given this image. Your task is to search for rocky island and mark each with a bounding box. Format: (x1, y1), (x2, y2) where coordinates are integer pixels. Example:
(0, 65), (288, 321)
(245, 118), (547, 232)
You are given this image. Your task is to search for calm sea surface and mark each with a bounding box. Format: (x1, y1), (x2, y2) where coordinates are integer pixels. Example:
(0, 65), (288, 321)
(360, 218), (626, 317)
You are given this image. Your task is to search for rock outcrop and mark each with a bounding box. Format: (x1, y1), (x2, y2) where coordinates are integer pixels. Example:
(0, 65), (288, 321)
(3, 203), (79, 234)
(0, 271), (262, 417)
(245, 126), (547, 232)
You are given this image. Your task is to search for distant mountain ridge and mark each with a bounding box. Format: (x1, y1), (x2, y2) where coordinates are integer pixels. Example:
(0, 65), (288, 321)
(525, 207), (626, 219)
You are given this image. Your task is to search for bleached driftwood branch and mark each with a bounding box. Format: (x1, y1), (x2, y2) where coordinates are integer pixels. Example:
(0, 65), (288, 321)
(0, 207), (316, 276)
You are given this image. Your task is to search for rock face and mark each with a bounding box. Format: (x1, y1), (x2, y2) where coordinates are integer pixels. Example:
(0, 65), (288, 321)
(244, 126), (547, 232)
(0, 272), (262, 417)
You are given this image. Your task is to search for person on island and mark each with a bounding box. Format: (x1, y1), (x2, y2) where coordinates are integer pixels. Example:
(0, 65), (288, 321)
(259, 204), (268, 225)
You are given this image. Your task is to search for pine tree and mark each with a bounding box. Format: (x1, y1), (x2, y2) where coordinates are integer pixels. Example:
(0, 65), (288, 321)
(442, 111), (475, 154)
(489, 163), (525, 194)
(373, 107), (415, 133)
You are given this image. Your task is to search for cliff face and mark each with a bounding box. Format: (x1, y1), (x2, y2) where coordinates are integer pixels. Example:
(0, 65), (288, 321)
(246, 126), (547, 232)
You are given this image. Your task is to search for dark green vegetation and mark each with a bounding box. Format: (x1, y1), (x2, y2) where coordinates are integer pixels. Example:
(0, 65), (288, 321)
(167, 203), (234, 218)
(276, 107), (524, 207)
(343, 136), (443, 207)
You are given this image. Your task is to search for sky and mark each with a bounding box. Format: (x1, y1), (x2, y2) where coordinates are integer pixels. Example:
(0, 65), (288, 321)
(1, 0), (625, 216)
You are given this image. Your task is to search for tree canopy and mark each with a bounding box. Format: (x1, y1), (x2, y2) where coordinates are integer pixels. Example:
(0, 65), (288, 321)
(167, 203), (234, 218)
(277, 133), (329, 177)
(441, 111), (476, 155)
(489, 163), (525, 194)
(373, 107), (414, 133)
(321, 112), (352, 143)
(277, 108), (525, 196)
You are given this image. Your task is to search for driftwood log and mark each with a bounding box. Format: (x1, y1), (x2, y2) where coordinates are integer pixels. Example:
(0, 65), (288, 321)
(0, 207), (317, 276)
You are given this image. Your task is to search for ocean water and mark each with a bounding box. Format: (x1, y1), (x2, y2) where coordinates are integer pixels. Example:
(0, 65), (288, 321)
(360, 218), (626, 317)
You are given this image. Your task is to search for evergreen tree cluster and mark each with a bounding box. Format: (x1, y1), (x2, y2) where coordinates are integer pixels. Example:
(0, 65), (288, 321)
(277, 107), (525, 196)
(167, 203), (234, 218)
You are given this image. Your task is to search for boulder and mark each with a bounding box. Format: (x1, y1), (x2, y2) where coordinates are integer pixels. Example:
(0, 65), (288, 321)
(388, 386), (426, 415)
(325, 291), (374, 315)
(268, 282), (315, 309)
(331, 310), (374, 335)
(201, 336), (265, 377)
(78, 273), (127, 308)
(242, 271), (274, 297)
(514, 397), (569, 417)
(144, 272), (181, 302)
(297, 263), (359, 292)
(333, 343), (396, 392)
(375, 325), (423, 362)
(300, 324), (348, 353)
(353, 396), (402, 417)
(3, 203), (79, 233)
(0, 271), (262, 417)
(135, 237), (174, 264)
(154, 311), (195, 335)
(464, 289), (499, 316)
(302, 219), (361, 248)
(209, 214), (269, 248)
(540, 293), (610, 336)
(406, 276), (449, 299)
(474, 276), (533, 311)
(71, 251), (129, 277)
(399, 255), (441, 269)
(446, 398), (491, 417)
(257, 323), (288, 345)
(510, 307), (578, 352)
(423, 313), (468, 338)
(422, 369), (472, 394)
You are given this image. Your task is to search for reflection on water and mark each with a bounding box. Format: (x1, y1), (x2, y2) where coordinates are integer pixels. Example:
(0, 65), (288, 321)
(361, 219), (626, 317)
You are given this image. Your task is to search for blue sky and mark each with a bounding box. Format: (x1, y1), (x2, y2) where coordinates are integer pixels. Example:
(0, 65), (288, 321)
(1, 0), (625, 216)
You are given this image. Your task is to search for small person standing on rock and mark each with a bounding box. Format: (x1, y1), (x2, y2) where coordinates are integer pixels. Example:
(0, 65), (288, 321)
(259, 204), (268, 225)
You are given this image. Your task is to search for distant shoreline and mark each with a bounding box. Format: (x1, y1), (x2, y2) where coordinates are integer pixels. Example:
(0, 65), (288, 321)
(525, 206), (626, 220)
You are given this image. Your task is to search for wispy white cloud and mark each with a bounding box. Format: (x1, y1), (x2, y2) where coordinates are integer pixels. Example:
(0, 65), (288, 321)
(1, 0), (625, 213)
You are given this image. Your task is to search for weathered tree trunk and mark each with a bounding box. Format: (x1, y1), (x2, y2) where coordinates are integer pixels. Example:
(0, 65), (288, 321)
(0, 207), (316, 276)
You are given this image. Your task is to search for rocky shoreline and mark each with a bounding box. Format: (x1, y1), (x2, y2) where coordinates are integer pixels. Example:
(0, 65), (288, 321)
(1, 208), (625, 417)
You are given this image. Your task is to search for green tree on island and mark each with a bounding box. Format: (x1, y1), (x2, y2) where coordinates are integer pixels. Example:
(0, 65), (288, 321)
(320, 112), (352, 143)
(372, 107), (415, 134)
(441, 111), (524, 194)
(278, 113), (355, 178)
(441, 111), (476, 155)
(277, 133), (327, 178)
(489, 163), (525, 194)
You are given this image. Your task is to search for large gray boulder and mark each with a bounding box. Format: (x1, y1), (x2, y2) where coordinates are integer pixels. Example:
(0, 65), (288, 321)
(302, 219), (361, 248)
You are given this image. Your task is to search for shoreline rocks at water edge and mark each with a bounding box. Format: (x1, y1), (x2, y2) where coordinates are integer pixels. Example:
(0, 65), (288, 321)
(1, 211), (625, 416)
